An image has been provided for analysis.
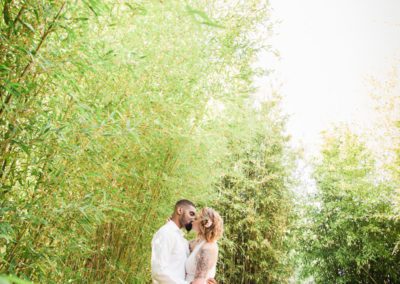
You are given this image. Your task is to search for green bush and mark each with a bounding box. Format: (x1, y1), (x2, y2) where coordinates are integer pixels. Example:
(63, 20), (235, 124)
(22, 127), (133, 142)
(215, 99), (296, 284)
(298, 129), (400, 283)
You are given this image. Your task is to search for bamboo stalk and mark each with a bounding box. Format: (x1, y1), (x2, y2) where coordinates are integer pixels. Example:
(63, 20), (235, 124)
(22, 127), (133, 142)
(0, 144), (12, 180)
(0, 2), (66, 116)
(6, 3), (27, 38)
(2, 224), (29, 271)
(18, 2), (65, 79)
(361, 266), (378, 284)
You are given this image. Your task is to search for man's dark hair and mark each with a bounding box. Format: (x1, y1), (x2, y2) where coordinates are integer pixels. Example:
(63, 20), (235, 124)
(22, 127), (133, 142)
(175, 199), (195, 210)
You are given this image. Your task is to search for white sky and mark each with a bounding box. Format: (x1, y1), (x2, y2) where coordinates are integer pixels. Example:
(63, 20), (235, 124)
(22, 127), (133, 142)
(257, 0), (400, 153)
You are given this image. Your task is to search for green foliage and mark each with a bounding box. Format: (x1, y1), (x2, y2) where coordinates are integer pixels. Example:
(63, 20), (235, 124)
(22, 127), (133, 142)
(215, 99), (296, 284)
(0, 274), (31, 284)
(366, 67), (400, 270)
(298, 128), (400, 283)
(1, 0), (275, 282)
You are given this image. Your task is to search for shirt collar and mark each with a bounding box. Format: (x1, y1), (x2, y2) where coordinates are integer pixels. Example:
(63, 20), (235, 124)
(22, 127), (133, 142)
(168, 220), (185, 236)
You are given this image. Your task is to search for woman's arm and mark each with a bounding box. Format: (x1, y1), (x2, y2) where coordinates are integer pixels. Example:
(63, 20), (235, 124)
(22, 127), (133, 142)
(191, 245), (217, 284)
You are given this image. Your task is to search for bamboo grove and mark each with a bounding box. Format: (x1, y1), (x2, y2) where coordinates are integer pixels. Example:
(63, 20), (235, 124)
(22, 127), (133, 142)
(1, 1), (399, 283)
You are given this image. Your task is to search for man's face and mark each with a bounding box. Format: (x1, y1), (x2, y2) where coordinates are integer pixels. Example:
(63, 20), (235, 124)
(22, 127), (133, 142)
(179, 205), (196, 230)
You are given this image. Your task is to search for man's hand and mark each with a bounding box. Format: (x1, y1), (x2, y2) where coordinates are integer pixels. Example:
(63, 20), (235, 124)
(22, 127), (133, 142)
(207, 278), (217, 284)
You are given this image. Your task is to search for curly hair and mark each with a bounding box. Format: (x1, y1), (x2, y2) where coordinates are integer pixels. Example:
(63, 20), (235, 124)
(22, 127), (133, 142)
(197, 207), (223, 243)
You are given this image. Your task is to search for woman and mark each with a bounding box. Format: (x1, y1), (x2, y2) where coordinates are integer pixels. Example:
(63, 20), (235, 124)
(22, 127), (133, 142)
(185, 207), (224, 284)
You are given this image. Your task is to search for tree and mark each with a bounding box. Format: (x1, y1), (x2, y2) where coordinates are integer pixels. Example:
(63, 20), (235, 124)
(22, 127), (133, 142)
(215, 99), (296, 284)
(368, 65), (400, 263)
(299, 128), (400, 283)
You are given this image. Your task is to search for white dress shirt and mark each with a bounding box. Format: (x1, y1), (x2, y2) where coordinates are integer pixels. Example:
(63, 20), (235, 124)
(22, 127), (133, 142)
(151, 221), (190, 284)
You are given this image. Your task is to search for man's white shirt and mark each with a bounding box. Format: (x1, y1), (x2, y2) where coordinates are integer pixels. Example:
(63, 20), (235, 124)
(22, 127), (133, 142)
(151, 221), (189, 284)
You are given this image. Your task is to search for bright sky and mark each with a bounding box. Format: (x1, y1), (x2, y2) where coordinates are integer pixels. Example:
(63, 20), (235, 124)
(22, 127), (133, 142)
(257, 0), (400, 153)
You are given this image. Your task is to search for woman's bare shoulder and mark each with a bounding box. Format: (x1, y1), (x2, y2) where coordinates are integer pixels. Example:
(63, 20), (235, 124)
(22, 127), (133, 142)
(201, 242), (218, 256)
(203, 241), (218, 248)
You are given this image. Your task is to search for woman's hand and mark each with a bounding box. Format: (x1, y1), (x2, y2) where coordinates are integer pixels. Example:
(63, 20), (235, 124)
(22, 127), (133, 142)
(190, 279), (217, 284)
(191, 279), (217, 284)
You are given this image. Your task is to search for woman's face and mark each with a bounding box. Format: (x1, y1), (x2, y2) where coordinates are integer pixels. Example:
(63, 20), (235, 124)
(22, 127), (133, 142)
(191, 214), (202, 233)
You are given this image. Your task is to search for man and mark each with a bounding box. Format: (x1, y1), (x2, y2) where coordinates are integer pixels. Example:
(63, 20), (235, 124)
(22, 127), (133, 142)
(151, 199), (216, 284)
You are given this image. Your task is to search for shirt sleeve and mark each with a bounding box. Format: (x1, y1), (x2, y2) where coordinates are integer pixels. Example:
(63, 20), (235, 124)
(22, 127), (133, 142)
(151, 231), (189, 284)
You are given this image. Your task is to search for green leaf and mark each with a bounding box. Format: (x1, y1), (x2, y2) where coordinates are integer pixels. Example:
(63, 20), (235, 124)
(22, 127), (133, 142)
(125, 3), (147, 15)
(0, 234), (12, 243)
(186, 5), (225, 29)
(3, 1), (11, 26)
(0, 65), (10, 72)
(11, 140), (30, 155)
(0, 275), (31, 284)
(20, 21), (35, 33)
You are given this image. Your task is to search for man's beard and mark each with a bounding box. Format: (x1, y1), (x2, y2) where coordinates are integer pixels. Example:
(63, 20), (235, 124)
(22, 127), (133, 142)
(185, 222), (192, 232)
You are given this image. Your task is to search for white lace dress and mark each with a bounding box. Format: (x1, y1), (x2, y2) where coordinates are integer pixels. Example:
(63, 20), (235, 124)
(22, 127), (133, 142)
(185, 240), (216, 283)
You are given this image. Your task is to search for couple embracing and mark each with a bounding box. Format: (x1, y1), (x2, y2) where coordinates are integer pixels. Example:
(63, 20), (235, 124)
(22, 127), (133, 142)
(151, 199), (223, 284)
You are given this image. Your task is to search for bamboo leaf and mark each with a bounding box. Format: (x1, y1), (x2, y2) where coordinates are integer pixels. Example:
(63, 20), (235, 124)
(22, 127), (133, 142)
(0, 234), (13, 243)
(125, 3), (147, 15)
(19, 20), (35, 33)
(0, 65), (10, 73)
(0, 275), (32, 284)
(11, 140), (30, 154)
(186, 5), (225, 29)
(3, 0), (12, 26)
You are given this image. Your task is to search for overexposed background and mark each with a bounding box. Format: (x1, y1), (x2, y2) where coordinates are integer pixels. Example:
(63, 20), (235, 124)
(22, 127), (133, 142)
(257, 0), (400, 153)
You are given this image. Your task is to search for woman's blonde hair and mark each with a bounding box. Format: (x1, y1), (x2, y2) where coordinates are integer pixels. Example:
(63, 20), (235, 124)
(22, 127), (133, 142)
(197, 207), (223, 242)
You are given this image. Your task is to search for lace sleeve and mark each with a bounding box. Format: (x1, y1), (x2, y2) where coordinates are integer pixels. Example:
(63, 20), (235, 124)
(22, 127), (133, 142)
(193, 245), (217, 281)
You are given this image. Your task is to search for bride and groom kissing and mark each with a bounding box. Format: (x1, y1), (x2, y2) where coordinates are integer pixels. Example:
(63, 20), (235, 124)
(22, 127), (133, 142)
(151, 199), (223, 284)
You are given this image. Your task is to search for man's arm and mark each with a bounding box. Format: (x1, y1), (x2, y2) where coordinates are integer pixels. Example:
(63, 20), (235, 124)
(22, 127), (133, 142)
(151, 233), (188, 284)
